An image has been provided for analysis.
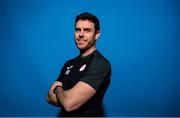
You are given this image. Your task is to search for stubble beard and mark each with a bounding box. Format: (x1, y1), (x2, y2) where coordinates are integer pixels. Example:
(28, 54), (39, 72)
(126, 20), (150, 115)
(75, 39), (96, 55)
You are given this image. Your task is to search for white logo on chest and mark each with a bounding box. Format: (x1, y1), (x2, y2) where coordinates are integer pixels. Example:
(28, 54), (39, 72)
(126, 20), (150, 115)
(79, 64), (86, 72)
(65, 65), (73, 75)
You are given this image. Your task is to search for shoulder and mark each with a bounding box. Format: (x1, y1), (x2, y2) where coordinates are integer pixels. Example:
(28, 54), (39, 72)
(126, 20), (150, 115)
(91, 50), (111, 71)
(93, 50), (111, 67)
(64, 55), (79, 65)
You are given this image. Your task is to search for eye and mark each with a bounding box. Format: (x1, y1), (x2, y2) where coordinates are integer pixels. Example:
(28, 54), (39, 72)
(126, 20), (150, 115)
(75, 28), (81, 32)
(84, 28), (91, 33)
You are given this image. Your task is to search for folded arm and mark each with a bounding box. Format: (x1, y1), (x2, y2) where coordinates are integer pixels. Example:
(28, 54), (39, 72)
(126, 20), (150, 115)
(55, 81), (96, 112)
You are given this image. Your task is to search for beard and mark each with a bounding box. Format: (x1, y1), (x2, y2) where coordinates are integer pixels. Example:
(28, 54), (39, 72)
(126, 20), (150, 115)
(75, 38), (96, 53)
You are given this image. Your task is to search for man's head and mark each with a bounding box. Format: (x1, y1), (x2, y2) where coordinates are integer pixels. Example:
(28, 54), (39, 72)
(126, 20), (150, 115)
(74, 12), (100, 51)
(75, 12), (100, 33)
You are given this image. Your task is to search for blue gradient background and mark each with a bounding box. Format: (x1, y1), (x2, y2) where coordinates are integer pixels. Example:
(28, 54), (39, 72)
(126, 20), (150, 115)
(0, 0), (179, 117)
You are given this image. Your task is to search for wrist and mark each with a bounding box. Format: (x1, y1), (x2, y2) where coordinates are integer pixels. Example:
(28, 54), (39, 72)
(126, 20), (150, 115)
(53, 85), (62, 94)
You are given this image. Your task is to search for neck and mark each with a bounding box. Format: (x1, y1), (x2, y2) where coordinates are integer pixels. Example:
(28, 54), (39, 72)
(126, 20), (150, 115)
(80, 46), (96, 57)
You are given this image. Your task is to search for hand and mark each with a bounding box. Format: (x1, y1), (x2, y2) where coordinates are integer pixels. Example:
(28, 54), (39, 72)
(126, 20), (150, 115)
(47, 92), (58, 106)
(47, 81), (62, 106)
(49, 81), (62, 95)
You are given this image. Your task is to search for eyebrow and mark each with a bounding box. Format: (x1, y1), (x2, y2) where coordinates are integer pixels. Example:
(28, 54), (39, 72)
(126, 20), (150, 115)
(84, 28), (91, 31)
(75, 28), (81, 31)
(75, 28), (92, 31)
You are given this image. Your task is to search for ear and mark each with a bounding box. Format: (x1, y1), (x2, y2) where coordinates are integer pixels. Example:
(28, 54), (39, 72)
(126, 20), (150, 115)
(95, 31), (100, 41)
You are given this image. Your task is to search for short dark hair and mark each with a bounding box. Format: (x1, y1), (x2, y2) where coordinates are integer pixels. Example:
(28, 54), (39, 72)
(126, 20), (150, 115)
(75, 12), (100, 32)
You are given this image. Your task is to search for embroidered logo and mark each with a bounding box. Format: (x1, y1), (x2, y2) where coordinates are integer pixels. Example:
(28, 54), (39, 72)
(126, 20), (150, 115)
(65, 65), (73, 75)
(79, 64), (86, 72)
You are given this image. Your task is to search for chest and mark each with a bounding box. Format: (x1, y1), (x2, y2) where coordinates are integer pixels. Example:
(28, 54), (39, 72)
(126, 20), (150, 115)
(61, 58), (92, 90)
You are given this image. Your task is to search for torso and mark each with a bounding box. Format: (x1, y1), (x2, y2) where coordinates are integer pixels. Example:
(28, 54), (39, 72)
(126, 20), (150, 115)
(57, 50), (111, 116)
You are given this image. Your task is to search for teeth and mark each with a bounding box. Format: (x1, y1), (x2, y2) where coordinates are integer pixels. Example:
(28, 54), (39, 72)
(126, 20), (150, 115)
(79, 40), (85, 43)
(77, 39), (86, 45)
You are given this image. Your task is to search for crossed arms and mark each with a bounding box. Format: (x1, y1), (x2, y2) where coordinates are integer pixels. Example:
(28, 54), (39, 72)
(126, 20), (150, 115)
(47, 81), (96, 112)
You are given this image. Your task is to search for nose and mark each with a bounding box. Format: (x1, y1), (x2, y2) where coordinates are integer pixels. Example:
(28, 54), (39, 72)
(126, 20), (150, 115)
(79, 31), (84, 38)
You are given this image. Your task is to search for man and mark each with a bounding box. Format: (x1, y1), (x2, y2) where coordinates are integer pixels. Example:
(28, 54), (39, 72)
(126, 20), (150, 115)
(47, 12), (111, 117)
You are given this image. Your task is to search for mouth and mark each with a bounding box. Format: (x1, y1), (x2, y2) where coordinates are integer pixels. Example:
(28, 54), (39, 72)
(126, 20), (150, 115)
(77, 39), (86, 45)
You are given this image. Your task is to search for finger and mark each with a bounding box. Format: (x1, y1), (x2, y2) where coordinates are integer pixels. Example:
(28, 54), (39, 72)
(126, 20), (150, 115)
(55, 81), (62, 86)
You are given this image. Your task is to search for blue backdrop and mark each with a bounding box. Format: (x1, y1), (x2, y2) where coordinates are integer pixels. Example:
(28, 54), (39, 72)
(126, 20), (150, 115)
(0, 0), (179, 117)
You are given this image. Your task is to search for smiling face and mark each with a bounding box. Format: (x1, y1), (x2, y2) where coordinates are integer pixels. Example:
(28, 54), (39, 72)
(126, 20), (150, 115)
(74, 20), (100, 51)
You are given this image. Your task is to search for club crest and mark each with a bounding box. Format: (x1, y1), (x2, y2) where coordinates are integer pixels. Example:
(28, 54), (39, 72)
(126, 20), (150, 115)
(79, 64), (86, 71)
